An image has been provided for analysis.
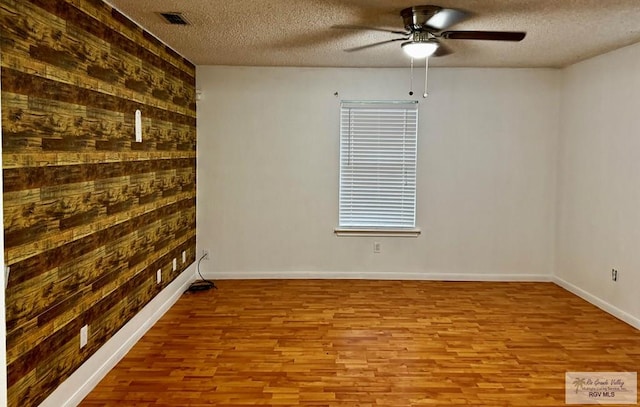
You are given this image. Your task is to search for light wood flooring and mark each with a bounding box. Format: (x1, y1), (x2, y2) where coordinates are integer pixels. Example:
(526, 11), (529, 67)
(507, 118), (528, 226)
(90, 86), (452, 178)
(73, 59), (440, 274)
(81, 280), (640, 406)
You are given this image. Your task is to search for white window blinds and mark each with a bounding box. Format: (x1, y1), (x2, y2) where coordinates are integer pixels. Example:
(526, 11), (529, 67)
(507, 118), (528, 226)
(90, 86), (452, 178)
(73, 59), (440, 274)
(339, 101), (418, 228)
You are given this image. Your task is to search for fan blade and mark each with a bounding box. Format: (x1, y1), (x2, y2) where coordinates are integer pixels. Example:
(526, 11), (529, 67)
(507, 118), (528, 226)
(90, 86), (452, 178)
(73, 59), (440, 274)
(440, 31), (526, 41)
(426, 8), (469, 30)
(331, 24), (409, 36)
(432, 43), (453, 57)
(344, 37), (409, 53)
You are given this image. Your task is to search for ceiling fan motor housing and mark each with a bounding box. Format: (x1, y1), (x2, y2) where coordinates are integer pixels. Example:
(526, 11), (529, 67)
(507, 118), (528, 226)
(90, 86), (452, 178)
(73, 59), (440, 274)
(401, 5), (441, 32)
(412, 32), (431, 42)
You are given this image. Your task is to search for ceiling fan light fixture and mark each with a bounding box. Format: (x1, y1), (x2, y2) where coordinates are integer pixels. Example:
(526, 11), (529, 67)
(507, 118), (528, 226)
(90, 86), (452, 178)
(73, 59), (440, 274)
(402, 40), (438, 59)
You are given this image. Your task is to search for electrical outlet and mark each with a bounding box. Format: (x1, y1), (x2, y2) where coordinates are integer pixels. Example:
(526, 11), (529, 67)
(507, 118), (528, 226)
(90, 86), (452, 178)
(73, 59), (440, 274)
(182, 250), (186, 263)
(202, 249), (209, 260)
(157, 269), (162, 284)
(612, 268), (618, 282)
(172, 258), (177, 271)
(80, 325), (88, 349)
(373, 242), (381, 253)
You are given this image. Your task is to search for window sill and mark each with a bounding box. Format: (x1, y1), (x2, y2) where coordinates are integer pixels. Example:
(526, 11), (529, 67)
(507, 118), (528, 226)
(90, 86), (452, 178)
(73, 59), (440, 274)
(334, 228), (421, 237)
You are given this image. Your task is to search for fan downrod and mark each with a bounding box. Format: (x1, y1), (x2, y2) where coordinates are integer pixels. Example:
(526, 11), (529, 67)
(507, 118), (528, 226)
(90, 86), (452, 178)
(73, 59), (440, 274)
(400, 5), (441, 32)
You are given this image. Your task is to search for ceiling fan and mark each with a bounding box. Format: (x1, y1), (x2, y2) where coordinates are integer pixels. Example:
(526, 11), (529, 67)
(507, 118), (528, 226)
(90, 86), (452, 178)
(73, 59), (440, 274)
(333, 5), (526, 59)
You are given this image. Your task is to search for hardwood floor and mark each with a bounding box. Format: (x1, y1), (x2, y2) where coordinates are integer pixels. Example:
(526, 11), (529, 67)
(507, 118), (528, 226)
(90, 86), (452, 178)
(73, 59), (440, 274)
(81, 280), (640, 406)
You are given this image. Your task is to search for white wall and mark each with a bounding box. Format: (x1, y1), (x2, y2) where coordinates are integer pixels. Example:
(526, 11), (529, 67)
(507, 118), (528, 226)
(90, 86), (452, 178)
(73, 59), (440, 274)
(555, 42), (640, 328)
(196, 66), (560, 280)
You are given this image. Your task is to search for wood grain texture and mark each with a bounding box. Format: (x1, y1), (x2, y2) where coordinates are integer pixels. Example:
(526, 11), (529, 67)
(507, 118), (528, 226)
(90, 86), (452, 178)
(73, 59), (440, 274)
(1, 0), (196, 405)
(81, 280), (640, 407)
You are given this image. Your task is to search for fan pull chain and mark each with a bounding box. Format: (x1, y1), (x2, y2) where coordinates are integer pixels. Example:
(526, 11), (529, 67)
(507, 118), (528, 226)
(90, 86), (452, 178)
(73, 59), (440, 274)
(409, 58), (414, 96)
(423, 57), (429, 98)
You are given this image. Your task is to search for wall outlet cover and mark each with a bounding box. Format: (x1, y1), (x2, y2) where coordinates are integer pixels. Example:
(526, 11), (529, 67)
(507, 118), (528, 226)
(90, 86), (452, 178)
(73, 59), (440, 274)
(80, 325), (88, 349)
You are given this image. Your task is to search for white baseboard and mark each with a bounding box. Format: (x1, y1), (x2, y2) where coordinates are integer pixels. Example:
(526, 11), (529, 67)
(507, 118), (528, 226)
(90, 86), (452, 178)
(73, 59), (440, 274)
(553, 276), (640, 331)
(39, 266), (196, 407)
(203, 270), (553, 282)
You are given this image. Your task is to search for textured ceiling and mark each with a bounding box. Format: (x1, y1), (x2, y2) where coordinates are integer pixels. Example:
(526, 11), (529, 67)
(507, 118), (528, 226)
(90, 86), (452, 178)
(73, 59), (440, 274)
(106, 0), (640, 68)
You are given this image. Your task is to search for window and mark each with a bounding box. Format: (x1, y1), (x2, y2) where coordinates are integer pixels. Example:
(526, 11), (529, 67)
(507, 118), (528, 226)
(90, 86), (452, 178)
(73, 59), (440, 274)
(336, 101), (420, 236)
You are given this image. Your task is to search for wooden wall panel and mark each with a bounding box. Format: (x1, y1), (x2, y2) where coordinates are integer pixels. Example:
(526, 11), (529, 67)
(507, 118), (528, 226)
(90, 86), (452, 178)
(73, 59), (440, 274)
(1, 0), (197, 405)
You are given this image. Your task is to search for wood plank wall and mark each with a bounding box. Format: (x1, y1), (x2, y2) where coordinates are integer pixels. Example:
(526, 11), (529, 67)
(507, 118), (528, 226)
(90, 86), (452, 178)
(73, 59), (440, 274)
(0, 0), (197, 405)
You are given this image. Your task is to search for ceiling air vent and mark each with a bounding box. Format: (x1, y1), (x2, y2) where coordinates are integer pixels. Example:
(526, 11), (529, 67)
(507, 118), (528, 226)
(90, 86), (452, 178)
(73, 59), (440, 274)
(159, 12), (190, 25)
